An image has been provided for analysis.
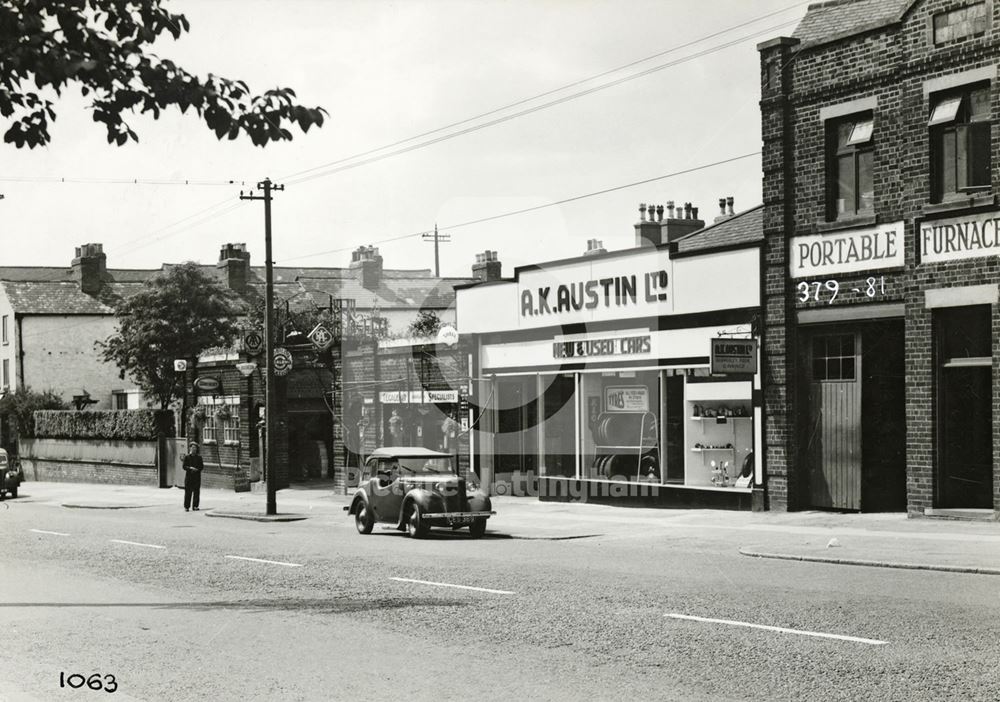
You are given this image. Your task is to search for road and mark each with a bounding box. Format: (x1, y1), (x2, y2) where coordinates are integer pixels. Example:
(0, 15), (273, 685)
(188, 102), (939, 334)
(2, 489), (998, 701)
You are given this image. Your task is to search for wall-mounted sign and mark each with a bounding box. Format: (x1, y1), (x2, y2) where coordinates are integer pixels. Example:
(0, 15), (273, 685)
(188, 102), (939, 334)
(552, 334), (651, 359)
(710, 337), (758, 375)
(789, 222), (904, 278)
(308, 324), (334, 351)
(436, 325), (459, 346)
(522, 271), (669, 319)
(193, 376), (221, 393)
(919, 212), (1000, 264)
(379, 390), (460, 404)
(605, 386), (649, 412)
(243, 330), (264, 355)
(272, 347), (293, 376)
(173, 359), (188, 372)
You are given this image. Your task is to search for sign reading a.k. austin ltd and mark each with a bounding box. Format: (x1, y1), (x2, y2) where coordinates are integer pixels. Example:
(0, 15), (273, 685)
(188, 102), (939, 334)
(919, 212), (1000, 264)
(789, 222), (904, 278)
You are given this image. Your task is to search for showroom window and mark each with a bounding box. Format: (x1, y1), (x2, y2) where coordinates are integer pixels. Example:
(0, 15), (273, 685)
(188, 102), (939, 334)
(930, 83), (991, 201)
(827, 114), (874, 219)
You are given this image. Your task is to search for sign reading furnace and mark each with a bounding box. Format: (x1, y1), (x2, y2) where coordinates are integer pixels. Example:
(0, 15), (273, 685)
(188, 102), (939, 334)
(919, 212), (1000, 264)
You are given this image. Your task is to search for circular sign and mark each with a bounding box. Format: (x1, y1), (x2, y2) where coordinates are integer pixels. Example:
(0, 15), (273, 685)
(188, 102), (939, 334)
(243, 330), (264, 355)
(193, 376), (221, 393)
(436, 324), (459, 346)
(273, 347), (293, 376)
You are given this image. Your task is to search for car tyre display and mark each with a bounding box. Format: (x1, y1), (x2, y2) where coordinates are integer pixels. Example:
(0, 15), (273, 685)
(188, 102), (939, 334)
(354, 500), (374, 534)
(468, 518), (487, 539)
(406, 504), (428, 539)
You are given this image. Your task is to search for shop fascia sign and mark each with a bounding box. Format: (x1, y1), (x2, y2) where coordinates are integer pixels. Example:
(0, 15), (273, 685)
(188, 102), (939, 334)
(552, 331), (651, 359)
(517, 252), (673, 324)
(379, 389), (459, 404)
(919, 211), (1000, 264)
(710, 337), (758, 375)
(789, 221), (904, 278)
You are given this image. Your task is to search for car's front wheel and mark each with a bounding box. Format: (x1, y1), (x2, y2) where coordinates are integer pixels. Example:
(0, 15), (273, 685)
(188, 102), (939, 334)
(469, 518), (487, 539)
(354, 500), (374, 534)
(406, 504), (428, 539)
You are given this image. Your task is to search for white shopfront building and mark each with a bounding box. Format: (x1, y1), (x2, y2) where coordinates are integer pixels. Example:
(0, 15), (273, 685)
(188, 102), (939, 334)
(457, 240), (763, 509)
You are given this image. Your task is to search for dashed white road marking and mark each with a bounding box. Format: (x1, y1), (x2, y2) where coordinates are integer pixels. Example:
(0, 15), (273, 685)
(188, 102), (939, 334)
(390, 577), (514, 595)
(110, 539), (166, 549)
(30, 529), (70, 537)
(226, 555), (303, 567)
(664, 613), (887, 646)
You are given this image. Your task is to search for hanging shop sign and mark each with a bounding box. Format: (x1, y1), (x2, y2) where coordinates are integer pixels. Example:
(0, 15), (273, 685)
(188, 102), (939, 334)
(379, 390), (460, 404)
(919, 212), (1000, 264)
(193, 376), (221, 393)
(605, 386), (649, 412)
(552, 334), (651, 359)
(272, 347), (293, 376)
(243, 330), (264, 355)
(789, 222), (904, 278)
(710, 337), (758, 375)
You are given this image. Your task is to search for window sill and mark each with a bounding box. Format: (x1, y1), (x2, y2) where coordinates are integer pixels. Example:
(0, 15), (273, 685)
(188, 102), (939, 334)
(202, 440), (218, 446)
(815, 213), (877, 233)
(922, 193), (995, 216)
(223, 440), (240, 447)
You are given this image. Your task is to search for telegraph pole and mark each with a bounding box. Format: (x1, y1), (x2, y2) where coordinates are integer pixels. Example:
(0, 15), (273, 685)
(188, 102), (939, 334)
(421, 224), (450, 277)
(240, 178), (284, 515)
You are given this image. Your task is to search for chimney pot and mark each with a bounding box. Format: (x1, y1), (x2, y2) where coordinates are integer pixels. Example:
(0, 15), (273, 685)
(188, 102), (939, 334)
(639, 203), (647, 222)
(655, 204), (664, 222)
(719, 197), (727, 215)
(472, 250), (502, 281)
(726, 196), (735, 216)
(692, 206), (699, 220)
(684, 202), (692, 219)
(666, 202), (675, 219)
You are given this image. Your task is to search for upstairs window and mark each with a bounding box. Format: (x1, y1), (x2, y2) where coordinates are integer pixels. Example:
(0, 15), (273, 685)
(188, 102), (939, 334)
(930, 84), (991, 201)
(827, 115), (874, 219)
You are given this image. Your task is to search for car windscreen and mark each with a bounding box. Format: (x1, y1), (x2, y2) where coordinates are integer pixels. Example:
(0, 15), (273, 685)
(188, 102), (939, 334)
(397, 456), (454, 475)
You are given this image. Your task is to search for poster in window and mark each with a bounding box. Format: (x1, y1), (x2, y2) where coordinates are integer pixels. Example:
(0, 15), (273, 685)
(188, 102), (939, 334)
(605, 386), (649, 412)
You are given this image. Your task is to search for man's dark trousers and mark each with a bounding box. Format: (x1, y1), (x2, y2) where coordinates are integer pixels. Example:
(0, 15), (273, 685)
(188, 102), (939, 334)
(184, 472), (201, 510)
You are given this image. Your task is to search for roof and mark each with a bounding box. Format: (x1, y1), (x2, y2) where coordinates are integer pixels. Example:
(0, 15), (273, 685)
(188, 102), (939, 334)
(792, 0), (916, 47)
(0, 280), (143, 315)
(673, 205), (764, 254)
(283, 274), (473, 311)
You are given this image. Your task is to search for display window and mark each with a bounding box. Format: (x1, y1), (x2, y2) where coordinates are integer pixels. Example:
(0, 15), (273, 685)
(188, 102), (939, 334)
(581, 371), (661, 482)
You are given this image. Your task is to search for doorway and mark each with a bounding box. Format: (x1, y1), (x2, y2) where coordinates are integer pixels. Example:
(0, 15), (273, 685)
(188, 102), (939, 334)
(936, 305), (993, 509)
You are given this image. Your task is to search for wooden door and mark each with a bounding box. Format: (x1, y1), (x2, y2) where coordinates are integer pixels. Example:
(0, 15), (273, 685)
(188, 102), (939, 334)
(804, 332), (862, 510)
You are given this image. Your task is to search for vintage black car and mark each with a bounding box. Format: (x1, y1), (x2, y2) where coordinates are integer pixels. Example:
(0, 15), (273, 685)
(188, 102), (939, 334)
(0, 448), (22, 500)
(347, 447), (494, 538)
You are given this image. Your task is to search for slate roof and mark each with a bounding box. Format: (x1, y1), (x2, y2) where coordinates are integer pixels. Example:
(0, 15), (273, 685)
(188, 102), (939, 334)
(792, 0), (916, 47)
(673, 205), (764, 254)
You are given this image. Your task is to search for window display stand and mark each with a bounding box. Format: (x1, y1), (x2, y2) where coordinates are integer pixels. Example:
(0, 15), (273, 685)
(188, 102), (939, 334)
(591, 411), (660, 481)
(689, 412), (751, 487)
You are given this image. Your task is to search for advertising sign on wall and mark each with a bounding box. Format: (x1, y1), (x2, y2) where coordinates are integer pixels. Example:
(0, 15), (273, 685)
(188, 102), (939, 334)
(789, 221), (904, 278)
(919, 212), (1000, 264)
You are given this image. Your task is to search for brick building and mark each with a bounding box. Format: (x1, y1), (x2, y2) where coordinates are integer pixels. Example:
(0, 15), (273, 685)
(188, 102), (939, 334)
(759, 0), (1000, 517)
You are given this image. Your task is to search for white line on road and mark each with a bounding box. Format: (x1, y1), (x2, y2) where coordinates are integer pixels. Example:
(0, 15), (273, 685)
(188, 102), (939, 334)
(664, 613), (887, 646)
(29, 529), (70, 536)
(390, 577), (514, 595)
(226, 555), (303, 567)
(110, 539), (166, 549)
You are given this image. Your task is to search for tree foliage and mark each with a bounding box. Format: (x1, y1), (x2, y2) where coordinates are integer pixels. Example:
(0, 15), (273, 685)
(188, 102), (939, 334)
(98, 262), (241, 409)
(0, 386), (68, 442)
(0, 0), (327, 148)
(407, 310), (442, 338)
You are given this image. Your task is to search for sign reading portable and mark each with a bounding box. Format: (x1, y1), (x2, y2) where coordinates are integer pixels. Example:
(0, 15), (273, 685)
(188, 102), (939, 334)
(272, 347), (293, 376)
(789, 222), (904, 278)
(710, 338), (758, 375)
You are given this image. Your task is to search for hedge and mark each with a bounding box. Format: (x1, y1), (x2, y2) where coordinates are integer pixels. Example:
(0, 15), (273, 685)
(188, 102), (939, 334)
(33, 410), (175, 440)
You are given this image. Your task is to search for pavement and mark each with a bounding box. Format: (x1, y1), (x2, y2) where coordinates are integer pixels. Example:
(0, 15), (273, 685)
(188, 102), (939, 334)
(7, 478), (1000, 576)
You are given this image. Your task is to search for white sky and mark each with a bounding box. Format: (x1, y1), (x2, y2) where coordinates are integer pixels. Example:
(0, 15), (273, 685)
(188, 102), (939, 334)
(1, 0), (808, 276)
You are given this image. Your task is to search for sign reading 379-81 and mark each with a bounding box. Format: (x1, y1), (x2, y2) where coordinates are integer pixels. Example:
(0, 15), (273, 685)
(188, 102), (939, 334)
(919, 212), (1000, 264)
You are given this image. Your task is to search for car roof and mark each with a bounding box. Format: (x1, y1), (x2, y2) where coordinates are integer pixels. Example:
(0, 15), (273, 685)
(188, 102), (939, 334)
(367, 446), (454, 459)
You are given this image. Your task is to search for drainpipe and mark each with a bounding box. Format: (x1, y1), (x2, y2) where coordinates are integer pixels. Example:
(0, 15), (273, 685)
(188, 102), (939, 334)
(16, 314), (25, 389)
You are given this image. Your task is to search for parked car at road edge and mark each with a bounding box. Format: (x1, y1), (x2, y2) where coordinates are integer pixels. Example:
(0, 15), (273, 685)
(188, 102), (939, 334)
(0, 448), (23, 499)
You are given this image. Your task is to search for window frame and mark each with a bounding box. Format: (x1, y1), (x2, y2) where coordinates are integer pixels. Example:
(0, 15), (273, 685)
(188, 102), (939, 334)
(1, 315), (7, 345)
(929, 82), (992, 202)
(826, 113), (875, 221)
(811, 333), (858, 382)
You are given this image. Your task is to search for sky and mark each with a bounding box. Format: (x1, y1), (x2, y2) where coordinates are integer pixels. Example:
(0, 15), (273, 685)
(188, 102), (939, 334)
(1, 0), (810, 278)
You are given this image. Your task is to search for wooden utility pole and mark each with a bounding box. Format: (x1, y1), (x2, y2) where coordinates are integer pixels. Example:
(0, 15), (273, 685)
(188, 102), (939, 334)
(240, 178), (284, 516)
(421, 224), (451, 277)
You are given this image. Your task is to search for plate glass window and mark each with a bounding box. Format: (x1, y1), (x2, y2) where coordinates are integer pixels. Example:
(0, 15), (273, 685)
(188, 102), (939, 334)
(930, 84), (991, 201)
(828, 115), (874, 219)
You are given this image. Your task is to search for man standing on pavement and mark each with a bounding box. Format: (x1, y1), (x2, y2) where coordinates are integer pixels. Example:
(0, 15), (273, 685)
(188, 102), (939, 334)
(182, 442), (204, 511)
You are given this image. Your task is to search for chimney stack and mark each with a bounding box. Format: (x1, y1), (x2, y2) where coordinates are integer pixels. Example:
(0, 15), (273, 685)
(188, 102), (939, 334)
(583, 239), (607, 256)
(350, 245), (383, 289)
(714, 195), (737, 223)
(217, 243), (251, 294)
(635, 202), (663, 247)
(472, 250), (502, 282)
(636, 198), (705, 246)
(72, 243), (106, 295)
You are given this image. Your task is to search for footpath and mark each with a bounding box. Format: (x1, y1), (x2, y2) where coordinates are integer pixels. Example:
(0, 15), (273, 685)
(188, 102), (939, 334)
(9, 479), (1000, 576)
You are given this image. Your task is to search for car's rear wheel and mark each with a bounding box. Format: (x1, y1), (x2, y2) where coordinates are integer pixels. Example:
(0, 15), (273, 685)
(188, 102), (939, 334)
(354, 500), (374, 534)
(406, 504), (428, 539)
(469, 518), (487, 539)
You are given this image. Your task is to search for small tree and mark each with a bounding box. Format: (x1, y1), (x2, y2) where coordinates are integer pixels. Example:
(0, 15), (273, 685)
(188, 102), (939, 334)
(0, 387), (68, 447)
(98, 262), (240, 409)
(407, 310), (442, 338)
(1, 1), (327, 148)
